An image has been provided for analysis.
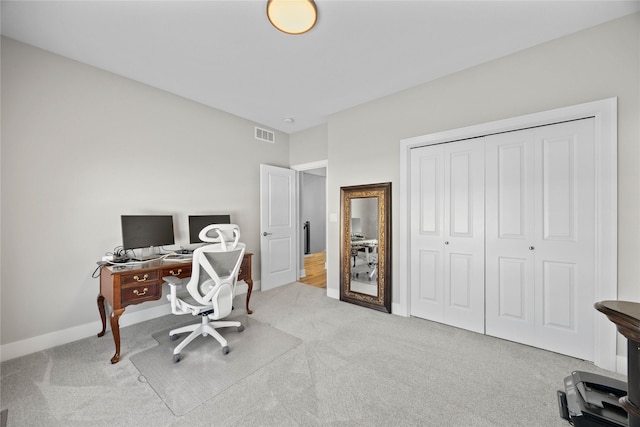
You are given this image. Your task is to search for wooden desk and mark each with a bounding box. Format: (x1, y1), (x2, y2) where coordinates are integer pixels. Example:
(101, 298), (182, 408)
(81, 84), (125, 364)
(97, 253), (253, 364)
(595, 300), (640, 427)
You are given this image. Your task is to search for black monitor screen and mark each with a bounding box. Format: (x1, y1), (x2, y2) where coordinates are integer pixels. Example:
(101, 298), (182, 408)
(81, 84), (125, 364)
(121, 215), (175, 250)
(189, 215), (231, 243)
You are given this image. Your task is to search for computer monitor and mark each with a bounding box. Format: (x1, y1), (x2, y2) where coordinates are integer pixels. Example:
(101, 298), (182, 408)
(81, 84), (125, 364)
(188, 215), (231, 243)
(121, 215), (175, 250)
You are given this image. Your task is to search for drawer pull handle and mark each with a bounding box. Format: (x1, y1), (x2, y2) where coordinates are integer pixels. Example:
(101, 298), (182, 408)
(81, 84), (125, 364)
(133, 274), (148, 282)
(170, 269), (182, 276)
(133, 287), (148, 296)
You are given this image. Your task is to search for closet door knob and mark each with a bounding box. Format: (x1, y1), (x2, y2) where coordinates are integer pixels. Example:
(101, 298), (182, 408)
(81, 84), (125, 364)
(529, 246), (535, 250)
(444, 241), (449, 245)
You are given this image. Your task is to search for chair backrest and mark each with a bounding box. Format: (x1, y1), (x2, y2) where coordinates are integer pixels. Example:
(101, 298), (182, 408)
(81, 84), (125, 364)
(186, 225), (246, 318)
(198, 224), (241, 251)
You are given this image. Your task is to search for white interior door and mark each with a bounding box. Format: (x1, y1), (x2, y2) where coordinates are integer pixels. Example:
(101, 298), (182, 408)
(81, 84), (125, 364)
(485, 130), (537, 346)
(534, 119), (595, 360)
(485, 119), (596, 360)
(260, 164), (297, 291)
(410, 140), (485, 332)
(410, 144), (445, 323)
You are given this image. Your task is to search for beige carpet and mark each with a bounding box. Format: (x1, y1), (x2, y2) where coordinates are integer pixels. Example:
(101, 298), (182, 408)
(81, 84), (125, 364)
(130, 314), (302, 416)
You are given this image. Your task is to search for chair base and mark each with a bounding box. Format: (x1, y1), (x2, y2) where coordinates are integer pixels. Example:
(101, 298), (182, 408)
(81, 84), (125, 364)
(169, 313), (243, 362)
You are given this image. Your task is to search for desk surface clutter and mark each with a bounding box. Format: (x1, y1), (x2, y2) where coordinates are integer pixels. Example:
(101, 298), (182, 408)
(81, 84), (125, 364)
(97, 253), (253, 363)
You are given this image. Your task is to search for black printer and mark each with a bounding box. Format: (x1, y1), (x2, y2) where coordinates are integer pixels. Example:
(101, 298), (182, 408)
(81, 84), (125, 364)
(558, 370), (628, 426)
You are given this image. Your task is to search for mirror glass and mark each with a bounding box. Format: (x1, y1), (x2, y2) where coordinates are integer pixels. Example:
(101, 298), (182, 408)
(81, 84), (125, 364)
(340, 182), (391, 313)
(349, 197), (379, 297)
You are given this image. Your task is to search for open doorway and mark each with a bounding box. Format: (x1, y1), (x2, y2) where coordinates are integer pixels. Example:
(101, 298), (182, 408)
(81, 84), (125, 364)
(293, 162), (327, 289)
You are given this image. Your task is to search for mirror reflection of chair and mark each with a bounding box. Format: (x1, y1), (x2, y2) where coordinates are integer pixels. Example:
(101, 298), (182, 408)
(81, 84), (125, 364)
(366, 244), (378, 281)
(164, 224), (246, 363)
(351, 239), (378, 281)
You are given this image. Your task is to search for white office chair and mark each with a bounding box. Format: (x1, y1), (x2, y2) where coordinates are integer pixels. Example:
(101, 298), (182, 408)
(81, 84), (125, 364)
(164, 224), (246, 363)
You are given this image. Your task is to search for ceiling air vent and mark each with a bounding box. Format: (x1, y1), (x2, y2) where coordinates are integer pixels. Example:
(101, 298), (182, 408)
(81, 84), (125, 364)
(255, 126), (275, 143)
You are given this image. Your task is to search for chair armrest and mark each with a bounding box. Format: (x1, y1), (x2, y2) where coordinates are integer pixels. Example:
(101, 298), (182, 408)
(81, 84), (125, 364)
(164, 276), (188, 314)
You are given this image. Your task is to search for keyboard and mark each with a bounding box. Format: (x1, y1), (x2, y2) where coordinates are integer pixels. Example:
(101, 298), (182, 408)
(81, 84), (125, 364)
(164, 253), (193, 262)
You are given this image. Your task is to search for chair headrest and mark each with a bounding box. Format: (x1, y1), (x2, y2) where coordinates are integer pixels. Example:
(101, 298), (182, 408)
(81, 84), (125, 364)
(198, 224), (241, 250)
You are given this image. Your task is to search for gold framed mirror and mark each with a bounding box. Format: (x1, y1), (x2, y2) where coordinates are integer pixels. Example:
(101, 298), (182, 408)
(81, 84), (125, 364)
(340, 182), (391, 313)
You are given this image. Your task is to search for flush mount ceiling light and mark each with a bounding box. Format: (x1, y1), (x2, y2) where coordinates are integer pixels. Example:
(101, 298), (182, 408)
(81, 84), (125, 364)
(267, 0), (317, 35)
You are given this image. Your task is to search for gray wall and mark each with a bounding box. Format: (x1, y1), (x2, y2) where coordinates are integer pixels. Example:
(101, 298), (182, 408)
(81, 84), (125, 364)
(1, 37), (290, 346)
(301, 172), (326, 254)
(290, 124), (328, 166)
(326, 12), (640, 338)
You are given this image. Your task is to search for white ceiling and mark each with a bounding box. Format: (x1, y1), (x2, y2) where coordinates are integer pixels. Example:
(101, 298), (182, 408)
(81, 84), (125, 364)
(2, 1), (639, 134)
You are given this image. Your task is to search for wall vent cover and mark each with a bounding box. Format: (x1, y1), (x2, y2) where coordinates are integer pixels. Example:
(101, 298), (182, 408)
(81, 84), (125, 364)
(255, 127), (275, 143)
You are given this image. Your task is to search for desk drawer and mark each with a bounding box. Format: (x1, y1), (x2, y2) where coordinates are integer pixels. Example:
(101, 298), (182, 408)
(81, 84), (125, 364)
(162, 265), (192, 279)
(120, 270), (160, 286)
(121, 282), (161, 304)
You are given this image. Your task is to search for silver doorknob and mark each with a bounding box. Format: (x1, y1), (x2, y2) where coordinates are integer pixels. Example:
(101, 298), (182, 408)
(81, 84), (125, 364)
(444, 241), (449, 245)
(529, 246), (535, 250)
(262, 232), (273, 237)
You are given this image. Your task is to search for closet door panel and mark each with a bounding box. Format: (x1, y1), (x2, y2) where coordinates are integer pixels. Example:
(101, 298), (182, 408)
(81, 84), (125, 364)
(443, 142), (485, 333)
(417, 250), (441, 303)
(498, 257), (527, 319)
(542, 261), (576, 330)
(485, 130), (536, 343)
(410, 141), (484, 332)
(449, 253), (472, 308)
(541, 137), (576, 240)
(449, 152), (472, 236)
(533, 119), (595, 361)
(410, 147), (446, 322)
(497, 144), (527, 238)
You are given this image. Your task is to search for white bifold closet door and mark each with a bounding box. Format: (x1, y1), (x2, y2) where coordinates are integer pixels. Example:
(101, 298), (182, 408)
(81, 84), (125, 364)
(485, 119), (596, 361)
(410, 140), (485, 333)
(409, 118), (596, 361)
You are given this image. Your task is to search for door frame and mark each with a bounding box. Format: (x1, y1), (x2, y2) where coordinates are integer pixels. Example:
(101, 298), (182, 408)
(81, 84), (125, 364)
(399, 98), (618, 372)
(291, 160), (329, 282)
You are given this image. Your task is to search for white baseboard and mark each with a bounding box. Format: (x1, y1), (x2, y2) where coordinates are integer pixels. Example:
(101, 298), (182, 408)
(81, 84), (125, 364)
(0, 283), (252, 362)
(299, 269), (306, 278)
(392, 302), (409, 317)
(327, 287), (339, 299)
(0, 320), (104, 362)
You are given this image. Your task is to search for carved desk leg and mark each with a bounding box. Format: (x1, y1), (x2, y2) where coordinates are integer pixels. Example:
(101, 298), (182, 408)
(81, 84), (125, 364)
(245, 277), (253, 315)
(595, 301), (640, 427)
(97, 294), (107, 337)
(621, 339), (640, 427)
(109, 308), (124, 364)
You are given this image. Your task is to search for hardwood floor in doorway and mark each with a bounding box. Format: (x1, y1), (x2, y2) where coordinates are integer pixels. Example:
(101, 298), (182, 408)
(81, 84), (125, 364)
(300, 252), (326, 288)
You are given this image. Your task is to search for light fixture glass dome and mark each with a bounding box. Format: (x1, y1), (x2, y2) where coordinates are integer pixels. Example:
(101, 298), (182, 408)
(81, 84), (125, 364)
(267, 0), (317, 35)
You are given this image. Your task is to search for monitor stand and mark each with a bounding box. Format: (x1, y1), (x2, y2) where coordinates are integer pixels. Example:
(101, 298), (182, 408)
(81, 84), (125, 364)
(132, 246), (162, 261)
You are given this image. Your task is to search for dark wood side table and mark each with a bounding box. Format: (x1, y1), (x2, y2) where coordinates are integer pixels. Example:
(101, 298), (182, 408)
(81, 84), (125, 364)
(595, 300), (640, 427)
(97, 253), (253, 364)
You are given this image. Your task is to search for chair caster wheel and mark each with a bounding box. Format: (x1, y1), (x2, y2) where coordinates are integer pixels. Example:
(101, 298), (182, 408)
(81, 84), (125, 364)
(222, 346), (230, 355)
(170, 334), (179, 341)
(173, 353), (182, 363)
(238, 325), (245, 333)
